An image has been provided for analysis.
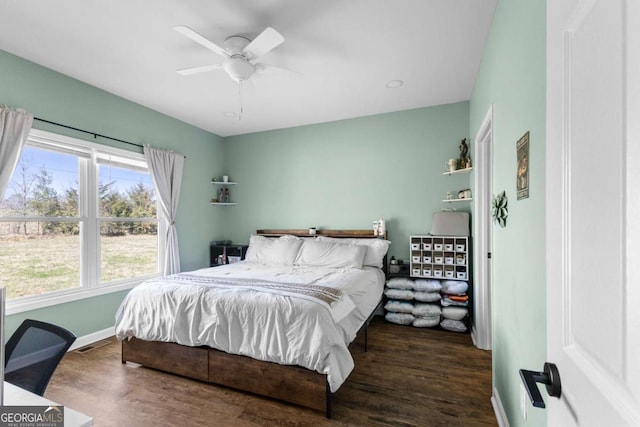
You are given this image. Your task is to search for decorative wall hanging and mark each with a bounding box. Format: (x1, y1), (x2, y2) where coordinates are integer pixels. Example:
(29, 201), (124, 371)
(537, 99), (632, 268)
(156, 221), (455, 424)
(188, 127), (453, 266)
(459, 138), (472, 169)
(492, 191), (508, 227)
(516, 131), (530, 200)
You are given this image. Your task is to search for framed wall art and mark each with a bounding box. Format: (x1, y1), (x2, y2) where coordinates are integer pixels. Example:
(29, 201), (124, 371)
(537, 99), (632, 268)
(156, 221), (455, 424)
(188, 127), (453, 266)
(516, 131), (529, 200)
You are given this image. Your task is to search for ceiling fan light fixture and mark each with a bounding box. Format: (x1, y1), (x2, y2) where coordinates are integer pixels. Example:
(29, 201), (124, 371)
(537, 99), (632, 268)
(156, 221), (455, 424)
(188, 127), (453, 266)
(174, 25), (287, 84)
(223, 57), (256, 82)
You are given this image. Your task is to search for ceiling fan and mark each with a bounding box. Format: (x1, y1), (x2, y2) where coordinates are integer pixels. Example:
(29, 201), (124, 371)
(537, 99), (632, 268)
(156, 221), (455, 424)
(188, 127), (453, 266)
(174, 25), (285, 82)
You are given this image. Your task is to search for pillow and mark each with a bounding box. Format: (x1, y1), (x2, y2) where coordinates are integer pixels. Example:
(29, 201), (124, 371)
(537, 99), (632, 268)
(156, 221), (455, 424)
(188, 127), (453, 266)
(440, 319), (468, 333)
(384, 300), (414, 314)
(413, 291), (441, 302)
(413, 316), (440, 328)
(386, 277), (413, 290)
(384, 288), (414, 301)
(385, 312), (415, 325)
(245, 235), (303, 265)
(316, 236), (390, 268)
(442, 306), (468, 321)
(441, 280), (469, 295)
(294, 239), (366, 269)
(412, 303), (441, 317)
(413, 279), (442, 292)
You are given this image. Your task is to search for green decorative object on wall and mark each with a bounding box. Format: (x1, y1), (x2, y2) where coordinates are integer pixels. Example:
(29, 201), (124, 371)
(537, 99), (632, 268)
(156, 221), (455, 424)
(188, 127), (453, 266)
(492, 191), (508, 227)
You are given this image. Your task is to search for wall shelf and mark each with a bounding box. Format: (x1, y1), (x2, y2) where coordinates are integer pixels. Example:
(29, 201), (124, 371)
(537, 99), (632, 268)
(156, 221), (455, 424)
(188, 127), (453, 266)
(443, 198), (473, 203)
(211, 179), (237, 205)
(443, 167), (473, 176)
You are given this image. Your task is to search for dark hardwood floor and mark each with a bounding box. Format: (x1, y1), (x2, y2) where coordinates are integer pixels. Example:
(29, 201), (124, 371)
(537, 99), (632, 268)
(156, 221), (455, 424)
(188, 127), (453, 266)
(45, 318), (495, 426)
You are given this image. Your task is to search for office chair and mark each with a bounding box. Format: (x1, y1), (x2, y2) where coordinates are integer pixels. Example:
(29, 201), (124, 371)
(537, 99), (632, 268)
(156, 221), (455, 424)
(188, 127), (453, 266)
(4, 319), (76, 396)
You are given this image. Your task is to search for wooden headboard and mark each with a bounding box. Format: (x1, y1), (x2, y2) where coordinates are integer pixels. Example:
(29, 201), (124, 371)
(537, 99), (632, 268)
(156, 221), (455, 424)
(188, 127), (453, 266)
(256, 229), (387, 239)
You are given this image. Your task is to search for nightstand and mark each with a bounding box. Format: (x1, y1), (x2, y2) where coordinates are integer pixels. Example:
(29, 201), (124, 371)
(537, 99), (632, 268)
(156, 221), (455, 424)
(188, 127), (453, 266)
(209, 244), (248, 267)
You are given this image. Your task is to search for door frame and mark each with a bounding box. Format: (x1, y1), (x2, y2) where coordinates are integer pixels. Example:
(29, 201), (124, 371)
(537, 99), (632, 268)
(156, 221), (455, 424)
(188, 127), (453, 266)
(472, 104), (493, 351)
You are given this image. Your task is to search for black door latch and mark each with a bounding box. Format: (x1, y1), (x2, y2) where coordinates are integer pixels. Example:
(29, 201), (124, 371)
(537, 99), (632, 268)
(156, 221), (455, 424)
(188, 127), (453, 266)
(519, 362), (562, 408)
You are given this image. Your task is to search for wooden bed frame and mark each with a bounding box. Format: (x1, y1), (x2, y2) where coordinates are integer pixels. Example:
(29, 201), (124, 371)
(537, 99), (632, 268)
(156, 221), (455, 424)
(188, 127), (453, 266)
(121, 229), (386, 418)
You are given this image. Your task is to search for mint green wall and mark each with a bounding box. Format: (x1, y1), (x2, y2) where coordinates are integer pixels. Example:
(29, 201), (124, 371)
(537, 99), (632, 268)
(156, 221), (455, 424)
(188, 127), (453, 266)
(222, 102), (471, 260)
(1, 50), (224, 337)
(469, 1), (546, 426)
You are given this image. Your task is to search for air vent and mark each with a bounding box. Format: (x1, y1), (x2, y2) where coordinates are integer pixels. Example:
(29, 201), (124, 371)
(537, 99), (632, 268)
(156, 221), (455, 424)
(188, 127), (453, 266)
(75, 339), (112, 354)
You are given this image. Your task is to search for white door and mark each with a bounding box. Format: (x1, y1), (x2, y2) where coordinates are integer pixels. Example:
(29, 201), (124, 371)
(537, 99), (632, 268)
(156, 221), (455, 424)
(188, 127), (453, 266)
(546, 0), (640, 425)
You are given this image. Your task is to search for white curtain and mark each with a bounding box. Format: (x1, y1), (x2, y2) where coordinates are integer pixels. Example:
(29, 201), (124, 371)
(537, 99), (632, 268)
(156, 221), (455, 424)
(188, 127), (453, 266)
(0, 106), (34, 200)
(144, 145), (184, 276)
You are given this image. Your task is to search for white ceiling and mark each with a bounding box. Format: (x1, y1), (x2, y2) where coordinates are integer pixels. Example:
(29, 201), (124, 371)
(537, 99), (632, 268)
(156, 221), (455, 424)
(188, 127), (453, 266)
(0, 0), (497, 137)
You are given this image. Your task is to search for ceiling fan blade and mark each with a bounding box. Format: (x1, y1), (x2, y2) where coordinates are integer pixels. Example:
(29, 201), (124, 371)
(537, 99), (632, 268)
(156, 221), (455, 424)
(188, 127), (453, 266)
(173, 25), (229, 57)
(243, 27), (284, 59)
(255, 63), (301, 79)
(176, 64), (224, 76)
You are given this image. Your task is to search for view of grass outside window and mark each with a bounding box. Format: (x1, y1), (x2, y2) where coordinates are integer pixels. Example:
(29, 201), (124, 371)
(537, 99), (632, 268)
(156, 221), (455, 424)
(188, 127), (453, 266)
(0, 133), (159, 300)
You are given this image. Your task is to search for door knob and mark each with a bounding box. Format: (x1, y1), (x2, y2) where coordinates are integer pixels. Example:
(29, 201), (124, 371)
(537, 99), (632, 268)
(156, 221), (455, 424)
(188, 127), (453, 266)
(519, 362), (562, 408)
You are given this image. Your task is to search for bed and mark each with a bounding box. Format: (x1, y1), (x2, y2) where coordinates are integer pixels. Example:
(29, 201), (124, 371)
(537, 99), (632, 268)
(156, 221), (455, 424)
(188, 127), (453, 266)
(115, 229), (388, 418)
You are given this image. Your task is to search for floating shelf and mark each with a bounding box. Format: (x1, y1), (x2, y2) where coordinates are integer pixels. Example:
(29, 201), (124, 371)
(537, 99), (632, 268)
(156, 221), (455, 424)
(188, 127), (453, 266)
(443, 167), (473, 176)
(443, 198), (473, 203)
(211, 181), (238, 185)
(210, 202), (237, 206)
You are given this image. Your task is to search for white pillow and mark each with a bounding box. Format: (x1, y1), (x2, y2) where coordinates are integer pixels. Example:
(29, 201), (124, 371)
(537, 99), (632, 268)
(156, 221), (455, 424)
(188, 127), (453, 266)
(413, 316), (440, 328)
(384, 288), (414, 300)
(413, 279), (442, 292)
(441, 280), (469, 295)
(413, 291), (441, 302)
(316, 236), (390, 268)
(442, 306), (468, 321)
(384, 300), (414, 314)
(440, 319), (468, 333)
(386, 277), (413, 290)
(294, 239), (366, 269)
(412, 303), (442, 317)
(245, 235), (303, 265)
(385, 312), (414, 325)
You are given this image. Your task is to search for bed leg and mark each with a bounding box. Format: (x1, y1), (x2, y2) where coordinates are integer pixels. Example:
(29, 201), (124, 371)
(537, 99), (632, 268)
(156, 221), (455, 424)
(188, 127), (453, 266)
(363, 297), (381, 353)
(326, 380), (332, 419)
(364, 322), (368, 352)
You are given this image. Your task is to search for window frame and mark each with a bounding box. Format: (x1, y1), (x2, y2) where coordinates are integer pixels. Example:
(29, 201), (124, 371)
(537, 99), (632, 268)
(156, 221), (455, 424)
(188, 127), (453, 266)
(2, 129), (165, 315)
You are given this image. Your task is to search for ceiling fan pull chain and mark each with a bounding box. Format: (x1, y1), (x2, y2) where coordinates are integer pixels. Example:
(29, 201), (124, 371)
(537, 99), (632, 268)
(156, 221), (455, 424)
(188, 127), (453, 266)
(238, 80), (243, 121)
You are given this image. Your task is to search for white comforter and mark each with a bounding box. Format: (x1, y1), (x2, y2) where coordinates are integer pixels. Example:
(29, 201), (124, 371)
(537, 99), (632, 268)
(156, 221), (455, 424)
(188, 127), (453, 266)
(114, 262), (384, 392)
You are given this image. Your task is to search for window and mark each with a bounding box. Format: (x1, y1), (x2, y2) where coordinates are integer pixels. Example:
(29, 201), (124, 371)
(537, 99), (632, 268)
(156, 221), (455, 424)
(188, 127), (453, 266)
(0, 130), (161, 306)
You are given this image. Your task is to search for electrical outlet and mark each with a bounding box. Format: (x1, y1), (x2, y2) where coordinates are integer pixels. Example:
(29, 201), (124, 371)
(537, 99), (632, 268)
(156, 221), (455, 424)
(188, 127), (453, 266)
(520, 383), (528, 420)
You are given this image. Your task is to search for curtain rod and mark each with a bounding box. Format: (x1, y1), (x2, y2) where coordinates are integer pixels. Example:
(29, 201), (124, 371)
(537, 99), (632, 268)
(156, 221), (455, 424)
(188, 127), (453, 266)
(33, 117), (186, 158)
(34, 117), (143, 149)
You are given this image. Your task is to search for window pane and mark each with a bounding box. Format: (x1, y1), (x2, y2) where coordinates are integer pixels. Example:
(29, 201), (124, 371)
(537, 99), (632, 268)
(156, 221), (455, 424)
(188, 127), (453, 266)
(0, 131), (161, 302)
(0, 222), (80, 298)
(100, 222), (158, 283)
(98, 163), (156, 218)
(0, 146), (79, 217)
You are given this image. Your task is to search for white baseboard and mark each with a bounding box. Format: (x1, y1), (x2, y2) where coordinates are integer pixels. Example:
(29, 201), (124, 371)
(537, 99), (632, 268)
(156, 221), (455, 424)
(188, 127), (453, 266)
(68, 326), (115, 351)
(491, 386), (510, 427)
(471, 324), (478, 347)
